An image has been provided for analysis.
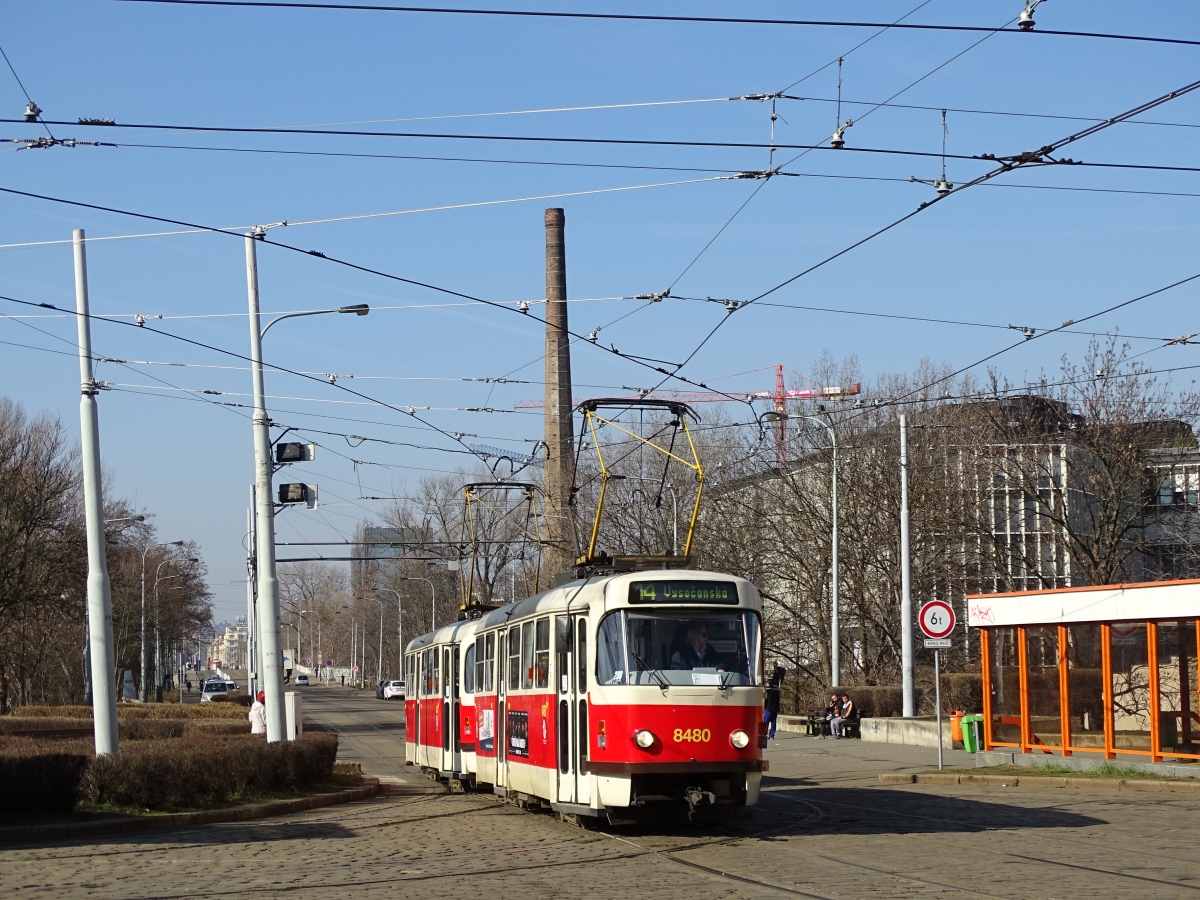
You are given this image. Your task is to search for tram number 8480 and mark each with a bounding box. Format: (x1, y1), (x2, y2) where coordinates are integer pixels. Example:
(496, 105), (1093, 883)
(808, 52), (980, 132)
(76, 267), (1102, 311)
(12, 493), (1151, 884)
(673, 728), (712, 743)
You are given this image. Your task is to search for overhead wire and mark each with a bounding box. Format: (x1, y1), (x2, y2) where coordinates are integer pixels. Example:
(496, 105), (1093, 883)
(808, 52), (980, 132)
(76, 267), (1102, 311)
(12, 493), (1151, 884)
(104, 1), (1200, 50)
(0, 41), (52, 140)
(653, 76), (1200, 392)
(664, 0), (939, 291)
(0, 184), (762, 408)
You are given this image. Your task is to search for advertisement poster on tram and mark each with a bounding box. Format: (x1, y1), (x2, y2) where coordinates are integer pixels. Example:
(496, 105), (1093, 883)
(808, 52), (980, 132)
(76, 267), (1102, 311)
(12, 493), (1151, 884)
(507, 709), (529, 758)
(478, 708), (495, 753)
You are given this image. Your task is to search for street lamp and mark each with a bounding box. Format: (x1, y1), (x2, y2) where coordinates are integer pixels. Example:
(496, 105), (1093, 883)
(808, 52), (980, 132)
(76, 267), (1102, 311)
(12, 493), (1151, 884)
(374, 588), (404, 685)
(281, 603), (308, 676)
(764, 410), (839, 686)
(400, 576), (436, 633)
(358, 596), (387, 684)
(139, 541), (184, 701)
(153, 557), (197, 700)
(246, 226), (370, 740)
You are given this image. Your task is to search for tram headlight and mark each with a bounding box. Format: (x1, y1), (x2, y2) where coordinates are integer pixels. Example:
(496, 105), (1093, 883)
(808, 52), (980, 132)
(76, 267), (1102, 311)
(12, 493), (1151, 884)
(729, 729), (750, 749)
(634, 729), (656, 749)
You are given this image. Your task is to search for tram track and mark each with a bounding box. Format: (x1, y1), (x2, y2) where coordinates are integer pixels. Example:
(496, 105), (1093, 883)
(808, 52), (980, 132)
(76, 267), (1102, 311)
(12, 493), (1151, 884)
(800, 790), (1200, 891)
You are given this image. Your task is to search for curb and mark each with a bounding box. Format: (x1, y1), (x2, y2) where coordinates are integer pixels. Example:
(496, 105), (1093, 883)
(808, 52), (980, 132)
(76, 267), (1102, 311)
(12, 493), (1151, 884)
(0, 778), (383, 845)
(879, 772), (1200, 793)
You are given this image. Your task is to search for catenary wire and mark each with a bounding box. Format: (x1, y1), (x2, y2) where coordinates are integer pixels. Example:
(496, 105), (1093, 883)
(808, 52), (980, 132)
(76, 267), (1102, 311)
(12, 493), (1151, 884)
(104, 1), (1200, 49)
(657, 76), (1200, 391)
(0, 184), (760, 409)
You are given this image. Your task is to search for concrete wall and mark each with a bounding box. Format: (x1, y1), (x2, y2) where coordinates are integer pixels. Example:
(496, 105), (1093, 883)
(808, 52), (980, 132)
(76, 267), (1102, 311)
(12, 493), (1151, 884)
(861, 716), (954, 749)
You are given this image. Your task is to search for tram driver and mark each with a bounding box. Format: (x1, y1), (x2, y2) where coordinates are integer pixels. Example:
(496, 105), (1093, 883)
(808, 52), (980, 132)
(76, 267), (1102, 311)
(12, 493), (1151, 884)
(670, 622), (725, 670)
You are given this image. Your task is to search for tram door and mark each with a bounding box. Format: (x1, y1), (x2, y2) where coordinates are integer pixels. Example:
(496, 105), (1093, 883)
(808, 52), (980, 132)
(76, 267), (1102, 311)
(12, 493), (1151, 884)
(495, 630), (508, 791)
(554, 616), (575, 804)
(442, 644), (459, 775)
(571, 619), (590, 806)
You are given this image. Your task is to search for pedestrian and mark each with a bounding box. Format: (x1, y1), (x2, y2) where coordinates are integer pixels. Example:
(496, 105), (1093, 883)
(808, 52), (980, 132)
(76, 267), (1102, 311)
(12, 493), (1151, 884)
(341, 674), (345, 686)
(831, 693), (856, 739)
(250, 690), (266, 735)
(763, 666), (785, 740)
(823, 693), (841, 738)
(184, 678), (191, 694)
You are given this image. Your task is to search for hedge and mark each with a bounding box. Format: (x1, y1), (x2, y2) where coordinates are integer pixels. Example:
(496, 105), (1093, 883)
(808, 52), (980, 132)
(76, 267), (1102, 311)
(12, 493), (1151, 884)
(0, 738), (92, 815)
(0, 717), (253, 740)
(1, 732), (338, 815)
(14, 703), (248, 720)
(81, 733), (338, 809)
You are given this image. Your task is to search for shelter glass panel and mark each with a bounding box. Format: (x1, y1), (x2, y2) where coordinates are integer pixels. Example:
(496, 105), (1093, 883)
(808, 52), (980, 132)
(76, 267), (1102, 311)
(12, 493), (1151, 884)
(1110, 621), (1152, 754)
(1155, 620), (1199, 759)
(988, 627), (1021, 745)
(1026, 626), (1062, 749)
(1067, 624), (1104, 751)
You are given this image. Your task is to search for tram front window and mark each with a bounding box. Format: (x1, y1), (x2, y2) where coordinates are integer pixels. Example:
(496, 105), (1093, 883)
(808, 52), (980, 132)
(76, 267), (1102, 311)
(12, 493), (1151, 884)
(596, 610), (760, 687)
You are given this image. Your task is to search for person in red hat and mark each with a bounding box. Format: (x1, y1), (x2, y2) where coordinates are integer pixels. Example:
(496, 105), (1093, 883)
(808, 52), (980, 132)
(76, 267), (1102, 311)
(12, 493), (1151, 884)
(250, 690), (267, 735)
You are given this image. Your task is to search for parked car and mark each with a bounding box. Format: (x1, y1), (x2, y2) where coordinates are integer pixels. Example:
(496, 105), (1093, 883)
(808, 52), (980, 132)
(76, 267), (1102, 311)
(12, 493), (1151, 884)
(296, 674), (310, 686)
(382, 680), (405, 701)
(375, 679), (387, 700)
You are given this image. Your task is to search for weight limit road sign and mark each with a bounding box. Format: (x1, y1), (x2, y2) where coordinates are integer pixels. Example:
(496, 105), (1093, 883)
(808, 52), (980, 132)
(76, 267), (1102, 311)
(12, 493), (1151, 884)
(919, 600), (956, 640)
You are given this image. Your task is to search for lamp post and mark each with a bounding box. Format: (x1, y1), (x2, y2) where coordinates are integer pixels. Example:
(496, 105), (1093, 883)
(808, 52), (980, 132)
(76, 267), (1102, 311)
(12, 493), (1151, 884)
(400, 577), (437, 633)
(358, 597), (387, 684)
(795, 412), (839, 687)
(153, 557), (197, 699)
(374, 588), (404, 685)
(763, 410), (839, 686)
(140, 541), (184, 701)
(245, 225), (369, 740)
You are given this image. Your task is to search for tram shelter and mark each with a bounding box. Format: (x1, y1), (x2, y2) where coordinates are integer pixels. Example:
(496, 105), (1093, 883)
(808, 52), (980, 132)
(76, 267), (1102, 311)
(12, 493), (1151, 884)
(966, 580), (1200, 763)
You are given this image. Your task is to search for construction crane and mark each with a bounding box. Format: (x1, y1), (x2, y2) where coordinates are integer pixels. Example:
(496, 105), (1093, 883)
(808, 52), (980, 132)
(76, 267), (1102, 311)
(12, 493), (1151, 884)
(515, 365), (860, 467)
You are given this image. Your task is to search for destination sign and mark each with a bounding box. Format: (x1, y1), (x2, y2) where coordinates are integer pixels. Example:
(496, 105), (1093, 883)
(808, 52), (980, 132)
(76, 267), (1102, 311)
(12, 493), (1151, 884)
(628, 580), (739, 605)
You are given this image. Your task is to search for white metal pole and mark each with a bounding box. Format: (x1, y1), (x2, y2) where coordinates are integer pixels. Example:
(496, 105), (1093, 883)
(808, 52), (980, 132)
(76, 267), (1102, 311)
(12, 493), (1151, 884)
(247, 232), (285, 741)
(377, 605), (384, 682)
(934, 649), (944, 770)
(140, 549), (148, 701)
(246, 500), (257, 700)
(830, 427), (839, 688)
(900, 414), (915, 717)
(75, 229), (118, 756)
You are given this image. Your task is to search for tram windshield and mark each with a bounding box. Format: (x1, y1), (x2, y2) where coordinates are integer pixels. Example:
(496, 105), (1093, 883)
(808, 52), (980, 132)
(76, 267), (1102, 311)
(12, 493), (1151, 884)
(596, 610), (761, 687)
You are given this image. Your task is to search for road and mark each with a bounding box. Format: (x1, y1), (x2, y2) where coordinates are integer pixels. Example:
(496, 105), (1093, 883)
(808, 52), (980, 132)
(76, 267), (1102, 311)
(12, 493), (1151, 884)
(4, 682), (1199, 898)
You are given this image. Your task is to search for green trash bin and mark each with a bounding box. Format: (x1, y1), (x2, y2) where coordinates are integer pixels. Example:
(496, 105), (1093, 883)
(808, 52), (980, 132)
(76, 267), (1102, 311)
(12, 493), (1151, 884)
(960, 714), (983, 754)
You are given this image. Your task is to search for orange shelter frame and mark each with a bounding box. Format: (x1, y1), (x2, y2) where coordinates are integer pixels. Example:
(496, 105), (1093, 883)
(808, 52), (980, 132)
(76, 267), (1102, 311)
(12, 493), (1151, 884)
(979, 618), (1200, 762)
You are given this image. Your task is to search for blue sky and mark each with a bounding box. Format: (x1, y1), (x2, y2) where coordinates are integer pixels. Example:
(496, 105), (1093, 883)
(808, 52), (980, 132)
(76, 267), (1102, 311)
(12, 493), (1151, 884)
(3, 1), (1200, 621)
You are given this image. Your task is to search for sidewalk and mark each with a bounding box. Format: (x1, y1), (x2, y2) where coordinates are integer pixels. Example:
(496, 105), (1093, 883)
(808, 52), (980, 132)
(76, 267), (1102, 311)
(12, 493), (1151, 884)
(765, 729), (976, 785)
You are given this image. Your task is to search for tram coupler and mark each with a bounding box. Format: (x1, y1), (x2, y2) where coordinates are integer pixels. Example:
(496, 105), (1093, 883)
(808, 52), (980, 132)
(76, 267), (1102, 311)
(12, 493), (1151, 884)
(685, 786), (716, 812)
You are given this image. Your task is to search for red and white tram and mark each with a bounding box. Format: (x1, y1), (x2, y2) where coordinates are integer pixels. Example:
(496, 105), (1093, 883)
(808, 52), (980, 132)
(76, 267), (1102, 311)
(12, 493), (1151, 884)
(405, 568), (766, 824)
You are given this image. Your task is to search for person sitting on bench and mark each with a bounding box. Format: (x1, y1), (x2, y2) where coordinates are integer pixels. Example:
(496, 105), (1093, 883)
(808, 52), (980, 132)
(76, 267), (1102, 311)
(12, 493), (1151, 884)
(831, 693), (856, 738)
(823, 693), (841, 737)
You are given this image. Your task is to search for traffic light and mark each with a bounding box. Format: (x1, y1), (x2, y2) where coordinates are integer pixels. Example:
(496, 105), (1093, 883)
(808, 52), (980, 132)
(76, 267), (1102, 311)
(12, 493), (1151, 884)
(275, 442), (316, 464)
(278, 483), (319, 509)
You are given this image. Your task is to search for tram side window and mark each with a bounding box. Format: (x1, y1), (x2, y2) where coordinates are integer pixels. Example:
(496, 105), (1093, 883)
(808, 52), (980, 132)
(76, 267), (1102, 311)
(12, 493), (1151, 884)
(473, 637), (484, 693)
(535, 617), (550, 690)
(521, 620), (535, 690)
(464, 643), (476, 694)
(483, 632), (495, 692)
(577, 622), (587, 693)
(507, 627), (521, 692)
(431, 647), (441, 695)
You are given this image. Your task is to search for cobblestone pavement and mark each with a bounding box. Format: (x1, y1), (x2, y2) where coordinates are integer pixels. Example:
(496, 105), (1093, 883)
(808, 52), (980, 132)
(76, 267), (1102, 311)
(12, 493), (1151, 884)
(4, 687), (1199, 899)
